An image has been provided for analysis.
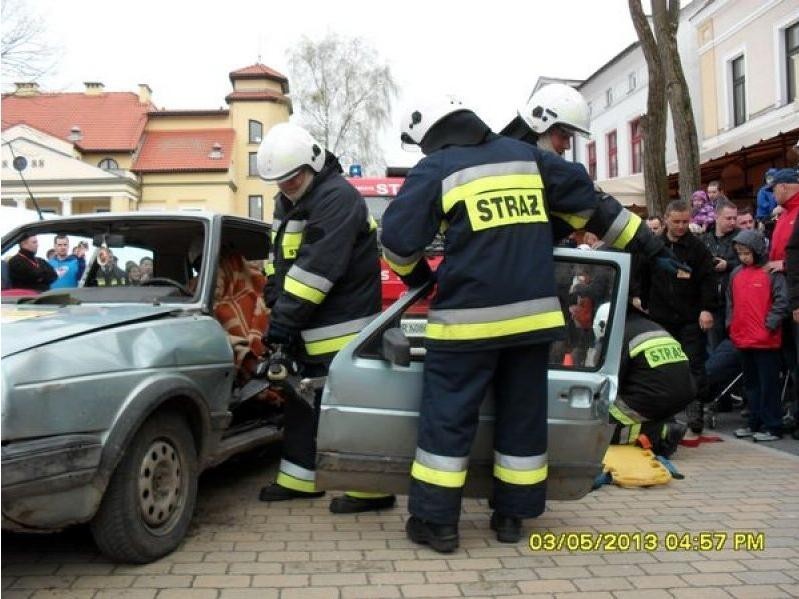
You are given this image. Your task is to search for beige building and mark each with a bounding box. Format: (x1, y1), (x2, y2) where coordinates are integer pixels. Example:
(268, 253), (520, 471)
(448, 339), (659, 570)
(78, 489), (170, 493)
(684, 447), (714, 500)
(1, 64), (291, 221)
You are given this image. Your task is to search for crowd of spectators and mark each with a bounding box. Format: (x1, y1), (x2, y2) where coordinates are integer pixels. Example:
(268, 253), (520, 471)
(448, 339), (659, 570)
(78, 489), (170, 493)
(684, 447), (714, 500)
(3, 234), (154, 291)
(637, 169), (798, 442)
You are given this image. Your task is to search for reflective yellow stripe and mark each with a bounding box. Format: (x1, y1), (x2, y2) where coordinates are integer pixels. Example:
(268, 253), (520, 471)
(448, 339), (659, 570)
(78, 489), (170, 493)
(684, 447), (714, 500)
(281, 231), (303, 259)
(426, 310), (564, 341)
(610, 403), (636, 425)
(345, 491), (393, 499)
(384, 255), (419, 276)
(285, 276), (326, 304)
(610, 213), (641, 250)
(411, 461), (467, 488)
(493, 463), (547, 485)
(305, 332), (357, 356)
(276, 471), (317, 493)
(442, 173), (543, 213)
(266, 262), (275, 276)
(630, 337), (674, 357)
(551, 211), (589, 229)
(368, 215), (378, 232)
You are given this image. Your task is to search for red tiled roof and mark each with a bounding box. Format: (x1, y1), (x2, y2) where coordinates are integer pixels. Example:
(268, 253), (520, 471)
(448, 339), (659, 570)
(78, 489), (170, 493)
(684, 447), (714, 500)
(133, 128), (235, 173)
(1, 92), (151, 152)
(224, 90), (290, 104)
(229, 63), (288, 82)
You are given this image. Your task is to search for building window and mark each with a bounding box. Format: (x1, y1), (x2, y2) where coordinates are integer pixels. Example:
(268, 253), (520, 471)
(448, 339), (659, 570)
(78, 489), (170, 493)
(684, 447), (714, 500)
(731, 55), (746, 127)
(248, 195), (263, 220)
(605, 88), (613, 107)
(587, 142), (597, 181)
(249, 152), (258, 177)
(607, 130), (618, 178)
(249, 120), (263, 144)
(630, 118), (643, 174)
(628, 72), (637, 93)
(787, 22), (799, 103)
(98, 158), (118, 170)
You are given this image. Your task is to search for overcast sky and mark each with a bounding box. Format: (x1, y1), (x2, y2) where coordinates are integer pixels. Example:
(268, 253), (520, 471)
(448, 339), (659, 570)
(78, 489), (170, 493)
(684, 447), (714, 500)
(17, 0), (641, 167)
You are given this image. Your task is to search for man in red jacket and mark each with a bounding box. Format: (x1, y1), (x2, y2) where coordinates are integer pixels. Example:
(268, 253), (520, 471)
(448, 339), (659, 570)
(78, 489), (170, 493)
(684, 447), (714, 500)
(766, 168), (799, 273)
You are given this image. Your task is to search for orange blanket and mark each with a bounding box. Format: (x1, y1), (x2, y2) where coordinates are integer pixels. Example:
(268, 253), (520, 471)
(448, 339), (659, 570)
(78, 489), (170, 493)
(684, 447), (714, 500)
(213, 252), (268, 375)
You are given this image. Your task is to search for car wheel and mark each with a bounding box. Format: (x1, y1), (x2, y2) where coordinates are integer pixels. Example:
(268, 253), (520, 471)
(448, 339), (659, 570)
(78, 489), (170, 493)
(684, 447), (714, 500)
(90, 411), (198, 563)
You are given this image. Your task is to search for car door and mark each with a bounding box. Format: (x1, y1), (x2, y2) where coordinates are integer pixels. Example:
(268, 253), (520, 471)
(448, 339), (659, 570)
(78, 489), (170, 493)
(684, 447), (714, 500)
(316, 248), (629, 501)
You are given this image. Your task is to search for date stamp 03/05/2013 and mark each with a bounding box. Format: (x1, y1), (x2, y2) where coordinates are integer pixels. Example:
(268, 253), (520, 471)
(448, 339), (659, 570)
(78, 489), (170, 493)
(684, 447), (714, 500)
(528, 531), (766, 553)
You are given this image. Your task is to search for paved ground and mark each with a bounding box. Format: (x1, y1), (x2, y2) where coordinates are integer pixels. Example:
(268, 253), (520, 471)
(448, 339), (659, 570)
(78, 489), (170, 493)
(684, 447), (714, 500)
(3, 438), (799, 599)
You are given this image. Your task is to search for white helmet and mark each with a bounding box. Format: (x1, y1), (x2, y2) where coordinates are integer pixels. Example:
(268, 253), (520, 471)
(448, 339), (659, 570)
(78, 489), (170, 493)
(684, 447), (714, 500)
(257, 123), (325, 182)
(520, 83), (591, 138)
(401, 94), (472, 146)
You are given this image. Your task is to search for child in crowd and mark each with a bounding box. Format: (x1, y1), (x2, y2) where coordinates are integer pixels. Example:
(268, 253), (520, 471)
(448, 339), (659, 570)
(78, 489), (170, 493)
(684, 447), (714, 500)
(690, 190), (715, 232)
(727, 230), (789, 442)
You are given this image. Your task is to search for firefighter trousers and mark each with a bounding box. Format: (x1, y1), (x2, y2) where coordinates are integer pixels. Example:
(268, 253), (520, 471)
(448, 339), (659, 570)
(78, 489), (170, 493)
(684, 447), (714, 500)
(408, 344), (549, 525)
(274, 361), (328, 493)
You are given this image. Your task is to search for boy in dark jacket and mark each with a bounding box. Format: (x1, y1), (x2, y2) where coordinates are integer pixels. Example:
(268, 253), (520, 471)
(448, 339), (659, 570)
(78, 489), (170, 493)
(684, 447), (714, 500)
(727, 230), (789, 442)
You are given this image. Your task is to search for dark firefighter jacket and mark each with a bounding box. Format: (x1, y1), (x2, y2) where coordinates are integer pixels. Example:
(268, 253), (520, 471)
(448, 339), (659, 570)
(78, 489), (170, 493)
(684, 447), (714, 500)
(381, 133), (641, 351)
(616, 310), (697, 422)
(639, 232), (718, 326)
(265, 153), (381, 362)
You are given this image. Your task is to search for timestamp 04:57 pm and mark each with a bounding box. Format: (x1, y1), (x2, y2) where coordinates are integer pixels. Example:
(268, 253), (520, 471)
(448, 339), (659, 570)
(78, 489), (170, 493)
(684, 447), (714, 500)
(528, 531), (766, 553)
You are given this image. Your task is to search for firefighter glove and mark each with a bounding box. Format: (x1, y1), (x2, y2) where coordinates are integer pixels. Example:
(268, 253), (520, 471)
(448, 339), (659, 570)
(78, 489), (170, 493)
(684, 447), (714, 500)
(264, 320), (297, 346)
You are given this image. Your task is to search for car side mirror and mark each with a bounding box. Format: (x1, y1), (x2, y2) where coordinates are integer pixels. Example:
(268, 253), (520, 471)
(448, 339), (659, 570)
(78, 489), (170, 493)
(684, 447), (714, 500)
(381, 327), (410, 367)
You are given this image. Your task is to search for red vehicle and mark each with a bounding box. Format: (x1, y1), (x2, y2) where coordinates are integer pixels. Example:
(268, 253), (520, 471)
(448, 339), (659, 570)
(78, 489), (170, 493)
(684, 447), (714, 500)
(347, 175), (441, 312)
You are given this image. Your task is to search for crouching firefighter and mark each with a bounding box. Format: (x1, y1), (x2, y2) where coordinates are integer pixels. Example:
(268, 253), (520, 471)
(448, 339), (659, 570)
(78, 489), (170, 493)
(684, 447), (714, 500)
(596, 303), (696, 457)
(256, 123), (394, 514)
(501, 82), (686, 274)
(381, 95), (607, 553)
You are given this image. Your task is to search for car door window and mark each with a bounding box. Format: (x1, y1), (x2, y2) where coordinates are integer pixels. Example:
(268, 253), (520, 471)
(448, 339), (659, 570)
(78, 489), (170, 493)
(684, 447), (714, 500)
(358, 256), (619, 370)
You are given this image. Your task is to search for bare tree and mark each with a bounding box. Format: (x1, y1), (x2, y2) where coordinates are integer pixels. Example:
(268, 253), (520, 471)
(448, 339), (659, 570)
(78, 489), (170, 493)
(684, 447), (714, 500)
(629, 0), (669, 215)
(287, 33), (398, 175)
(653, 0), (701, 203)
(1, 0), (58, 87)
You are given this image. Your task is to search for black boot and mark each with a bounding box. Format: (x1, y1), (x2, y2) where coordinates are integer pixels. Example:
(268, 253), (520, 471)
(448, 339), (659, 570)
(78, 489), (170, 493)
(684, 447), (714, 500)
(258, 482), (324, 502)
(329, 494), (396, 514)
(406, 516), (459, 553)
(490, 512), (522, 543)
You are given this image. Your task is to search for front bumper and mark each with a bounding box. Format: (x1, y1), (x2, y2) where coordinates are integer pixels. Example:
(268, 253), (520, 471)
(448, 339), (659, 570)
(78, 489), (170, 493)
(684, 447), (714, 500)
(2, 434), (104, 531)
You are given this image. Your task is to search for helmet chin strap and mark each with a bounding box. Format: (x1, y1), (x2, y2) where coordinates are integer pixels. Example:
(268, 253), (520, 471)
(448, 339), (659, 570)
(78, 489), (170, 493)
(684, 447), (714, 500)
(284, 170), (315, 203)
(537, 133), (560, 156)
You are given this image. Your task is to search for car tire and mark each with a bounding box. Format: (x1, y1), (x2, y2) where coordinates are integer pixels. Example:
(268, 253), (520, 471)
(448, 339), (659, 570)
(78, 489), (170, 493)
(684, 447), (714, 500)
(90, 411), (198, 563)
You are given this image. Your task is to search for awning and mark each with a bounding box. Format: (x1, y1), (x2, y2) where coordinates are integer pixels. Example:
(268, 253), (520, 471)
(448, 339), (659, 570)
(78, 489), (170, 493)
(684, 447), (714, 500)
(595, 173), (646, 208)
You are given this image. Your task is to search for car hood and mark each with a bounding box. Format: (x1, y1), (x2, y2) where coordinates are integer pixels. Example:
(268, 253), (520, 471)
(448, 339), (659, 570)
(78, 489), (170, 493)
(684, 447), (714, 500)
(1, 304), (177, 358)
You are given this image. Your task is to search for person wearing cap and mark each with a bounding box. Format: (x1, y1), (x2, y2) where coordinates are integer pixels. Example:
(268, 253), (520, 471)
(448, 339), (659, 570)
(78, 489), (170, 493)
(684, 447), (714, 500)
(7, 233), (57, 292)
(254, 123), (391, 513)
(728, 229), (789, 442)
(756, 168), (779, 224)
(765, 168), (799, 274)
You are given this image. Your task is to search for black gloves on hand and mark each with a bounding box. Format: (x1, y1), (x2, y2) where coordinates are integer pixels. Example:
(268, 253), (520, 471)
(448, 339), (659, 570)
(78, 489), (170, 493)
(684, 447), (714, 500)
(636, 226), (691, 275)
(264, 320), (297, 347)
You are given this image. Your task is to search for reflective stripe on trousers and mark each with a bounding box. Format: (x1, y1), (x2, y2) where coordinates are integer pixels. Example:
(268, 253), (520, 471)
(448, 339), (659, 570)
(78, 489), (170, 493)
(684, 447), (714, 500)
(276, 459), (317, 493)
(409, 344), (549, 524)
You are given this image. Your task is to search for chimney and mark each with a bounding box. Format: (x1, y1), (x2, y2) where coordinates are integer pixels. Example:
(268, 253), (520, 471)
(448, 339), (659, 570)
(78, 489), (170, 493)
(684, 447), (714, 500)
(14, 82), (40, 96)
(68, 126), (83, 142)
(208, 142), (223, 159)
(84, 81), (105, 95)
(138, 83), (152, 104)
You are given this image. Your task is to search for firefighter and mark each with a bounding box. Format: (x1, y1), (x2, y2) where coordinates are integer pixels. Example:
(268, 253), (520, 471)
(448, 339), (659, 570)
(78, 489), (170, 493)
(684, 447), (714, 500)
(256, 123), (394, 514)
(594, 303), (695, 457)
(382, 95), (648, 553)
(503, 83), (686, 274)
(500, 82), (590, 156)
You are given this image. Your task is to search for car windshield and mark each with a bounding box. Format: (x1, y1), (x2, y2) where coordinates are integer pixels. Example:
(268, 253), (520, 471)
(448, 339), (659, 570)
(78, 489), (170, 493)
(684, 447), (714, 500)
(1, 217), (206, 304)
